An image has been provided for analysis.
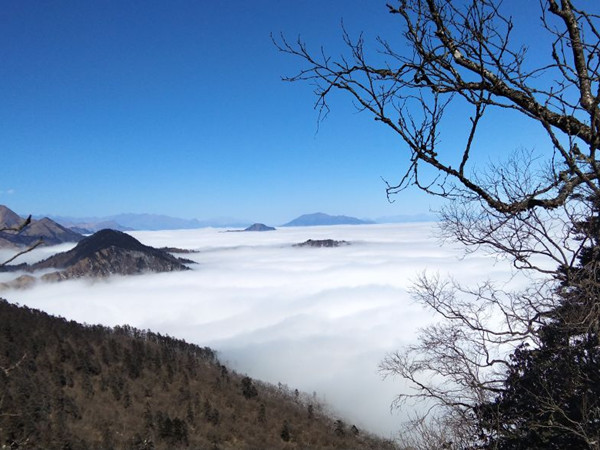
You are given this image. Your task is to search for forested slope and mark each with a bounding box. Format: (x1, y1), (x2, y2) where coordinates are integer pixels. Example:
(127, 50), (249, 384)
(0, 299), (396, 449)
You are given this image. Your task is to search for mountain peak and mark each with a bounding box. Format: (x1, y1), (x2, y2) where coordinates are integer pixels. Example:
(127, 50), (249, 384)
(244, 223), (276, 232)
(68, 229), (150, 257)
(282, 212), (374, 227)
(33, 229), (190, 280)
(0, 205), (26, 229)
(0, 205), (82, 247)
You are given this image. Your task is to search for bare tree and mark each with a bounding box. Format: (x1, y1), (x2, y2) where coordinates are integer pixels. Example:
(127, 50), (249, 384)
(0, 215), (43, 267)
(277, 0), (600, 446)
(275, 0), (599, 265)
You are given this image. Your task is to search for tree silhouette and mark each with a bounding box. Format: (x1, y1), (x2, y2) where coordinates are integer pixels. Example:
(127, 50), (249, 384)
(0, 214), (42, 266)
(278, 0), (600, 446)
(478, 198), (600, 448)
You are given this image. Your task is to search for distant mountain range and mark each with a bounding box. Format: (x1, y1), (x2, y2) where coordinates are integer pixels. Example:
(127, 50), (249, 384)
(21, 209), (435, 233)
(282, 212), (375, 227)
(0, 205), (83, 248)
(42, 213), (253, 232)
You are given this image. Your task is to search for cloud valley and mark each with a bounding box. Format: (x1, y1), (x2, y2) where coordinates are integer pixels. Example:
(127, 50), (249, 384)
(3, 223), (521, 437)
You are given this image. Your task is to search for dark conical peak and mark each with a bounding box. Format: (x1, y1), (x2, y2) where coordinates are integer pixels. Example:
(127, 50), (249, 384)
(74, 229), (148, 255)
(30, 228), (190, 279)
(32, 229), (161, 270)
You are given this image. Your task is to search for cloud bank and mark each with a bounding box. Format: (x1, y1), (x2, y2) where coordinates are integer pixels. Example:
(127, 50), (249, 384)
(3, 223), (519, 438)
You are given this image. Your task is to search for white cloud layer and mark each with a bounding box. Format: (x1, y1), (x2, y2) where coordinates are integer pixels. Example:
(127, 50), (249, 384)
(2, 223), (520, 438)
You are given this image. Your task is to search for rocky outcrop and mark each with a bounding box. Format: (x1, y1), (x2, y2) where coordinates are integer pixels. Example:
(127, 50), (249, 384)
(293, 239), (350, 248)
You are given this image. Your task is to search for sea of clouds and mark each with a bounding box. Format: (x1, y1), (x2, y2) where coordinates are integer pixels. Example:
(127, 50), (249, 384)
(1, 223), (521, 438)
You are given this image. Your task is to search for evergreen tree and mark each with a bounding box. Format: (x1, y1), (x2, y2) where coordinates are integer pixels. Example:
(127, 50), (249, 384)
(478, 201), (600, 448)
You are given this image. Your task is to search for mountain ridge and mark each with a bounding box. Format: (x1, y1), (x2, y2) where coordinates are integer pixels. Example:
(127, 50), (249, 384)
(43, 213), (253, 231)
(29, 208), (436, 232)
(0, 205), (83, 247)
(0, 205), (23, 229)
(282, 212), (375, 227)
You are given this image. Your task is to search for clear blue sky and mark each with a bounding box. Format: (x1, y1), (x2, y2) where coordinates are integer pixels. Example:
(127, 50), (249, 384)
(0, 1), (559, 224)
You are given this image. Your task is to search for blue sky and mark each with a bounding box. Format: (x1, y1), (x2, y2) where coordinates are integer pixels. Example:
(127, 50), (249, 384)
(0, 1), (564, 224)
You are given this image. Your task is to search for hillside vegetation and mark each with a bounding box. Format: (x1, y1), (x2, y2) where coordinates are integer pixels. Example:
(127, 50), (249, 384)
(0, 299), (397, 449)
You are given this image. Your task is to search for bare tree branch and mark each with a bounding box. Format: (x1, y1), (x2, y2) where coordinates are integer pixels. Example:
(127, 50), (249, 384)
(278, 0), (600, 446)
(0, 215), (42, 267)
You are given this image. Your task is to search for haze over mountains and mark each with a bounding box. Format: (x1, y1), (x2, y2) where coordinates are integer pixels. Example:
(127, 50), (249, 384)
(33, 210), (433, 232)
(42, 213), (254, 233)
(0, 203), (434, 293)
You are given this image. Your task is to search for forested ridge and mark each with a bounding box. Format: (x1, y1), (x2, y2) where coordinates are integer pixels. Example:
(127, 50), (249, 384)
(0, 299), (396, 449)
